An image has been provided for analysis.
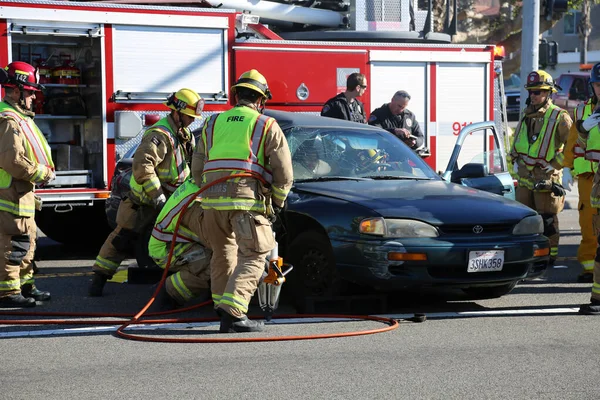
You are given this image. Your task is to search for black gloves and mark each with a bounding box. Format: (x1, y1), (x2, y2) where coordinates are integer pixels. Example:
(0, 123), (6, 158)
(533, 180), (566, 197)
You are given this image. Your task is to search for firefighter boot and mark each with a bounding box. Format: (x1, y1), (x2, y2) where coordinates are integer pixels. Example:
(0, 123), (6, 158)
(578, 298), (600, 315)
(0, 294), (36, 308)
(152, 284), (181, 311)
(21, 283), (51, 301)
(219, 311), (265, 333)
(577, 272), (594, 283)
(89, 272), (109, 297)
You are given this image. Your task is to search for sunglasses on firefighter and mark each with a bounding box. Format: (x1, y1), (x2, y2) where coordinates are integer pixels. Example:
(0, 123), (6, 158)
(528, 90), (543, 96)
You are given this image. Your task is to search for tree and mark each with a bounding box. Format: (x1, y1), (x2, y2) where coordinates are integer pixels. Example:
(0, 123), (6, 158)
(435, 0), (599, 74)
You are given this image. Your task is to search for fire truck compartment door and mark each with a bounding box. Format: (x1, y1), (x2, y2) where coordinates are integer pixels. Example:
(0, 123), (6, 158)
(112, 25), (227, 101)
(442, 121), (515, 200)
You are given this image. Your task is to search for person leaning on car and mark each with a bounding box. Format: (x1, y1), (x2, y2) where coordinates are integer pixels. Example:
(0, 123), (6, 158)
(320, 72), (368, 124)
(510, 70), (572, 269)
(89, 89), (203, 297)
(368, 90), (424, 151)
(574, 62), (600, 315)
(562, 63), (600, 283)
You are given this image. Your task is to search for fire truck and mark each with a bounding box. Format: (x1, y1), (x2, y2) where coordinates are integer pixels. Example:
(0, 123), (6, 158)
(0, 0), (510, 245)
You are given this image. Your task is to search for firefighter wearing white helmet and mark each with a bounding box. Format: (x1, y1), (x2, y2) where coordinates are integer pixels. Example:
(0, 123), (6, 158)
(510, 70), (572, 272)
(89, 88), (203, 296)
(0, 61), (55, 307)
(576, 61), (600, 314)
(192, 69), (293, 333)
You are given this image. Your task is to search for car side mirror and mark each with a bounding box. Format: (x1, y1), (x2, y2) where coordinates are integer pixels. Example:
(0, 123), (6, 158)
(451, 163), (486, 183)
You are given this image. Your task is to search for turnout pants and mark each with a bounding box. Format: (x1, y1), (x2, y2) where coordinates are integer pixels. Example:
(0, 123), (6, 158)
(202, 208), (275, 318)
(0, 212), (37, 298)
(516, 186), (565, 262)
(156, 206), (212, 304)
(92, 198), (158, 277)
(591, 214), (600, 302)
(577, 173), (597, 273)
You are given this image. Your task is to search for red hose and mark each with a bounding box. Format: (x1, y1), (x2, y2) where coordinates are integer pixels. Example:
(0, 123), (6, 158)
(0, 173), (399, 342)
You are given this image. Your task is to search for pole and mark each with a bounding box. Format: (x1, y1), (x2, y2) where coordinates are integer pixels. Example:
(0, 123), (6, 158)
(520, 0), (541, 107)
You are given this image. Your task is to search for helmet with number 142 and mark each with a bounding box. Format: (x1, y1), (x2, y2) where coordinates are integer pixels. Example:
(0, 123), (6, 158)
(231, 69), (272, 100)
(164, 88), (204, 118)
(524, 70), (558, 93)
(1, 61), (44, 91)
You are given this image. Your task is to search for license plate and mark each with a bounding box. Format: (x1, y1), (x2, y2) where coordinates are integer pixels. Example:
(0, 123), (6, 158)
(467, 250), (504, 273)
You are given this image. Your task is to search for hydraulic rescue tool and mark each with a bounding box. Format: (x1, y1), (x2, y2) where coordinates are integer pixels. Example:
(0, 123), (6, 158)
(257, 232), (293, 321)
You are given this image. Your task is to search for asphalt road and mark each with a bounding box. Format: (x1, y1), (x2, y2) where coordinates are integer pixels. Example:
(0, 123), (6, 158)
(1, 205), (599, 399)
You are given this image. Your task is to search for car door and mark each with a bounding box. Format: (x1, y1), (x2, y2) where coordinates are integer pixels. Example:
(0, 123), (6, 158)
(441, 121), (515, 200)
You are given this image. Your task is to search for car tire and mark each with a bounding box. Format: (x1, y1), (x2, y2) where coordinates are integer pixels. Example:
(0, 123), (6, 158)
(286, 231), (343, 313)
(462, 281), (518, 299)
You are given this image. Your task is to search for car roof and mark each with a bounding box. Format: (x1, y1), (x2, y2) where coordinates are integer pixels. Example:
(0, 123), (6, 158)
(263, 109), (386, 133)
(559, 72), (589, 78)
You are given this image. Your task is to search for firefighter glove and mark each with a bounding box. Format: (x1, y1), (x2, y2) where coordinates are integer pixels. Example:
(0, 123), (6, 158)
(152, 193), (167, 209)
(513, 162), (519, 175)
(551, 182), (566, 197)
(561, 167), (573, 192)
(542, 164), (555, 173)
(582, 113), (600, 132)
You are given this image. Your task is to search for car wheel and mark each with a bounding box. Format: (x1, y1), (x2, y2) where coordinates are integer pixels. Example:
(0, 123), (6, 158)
(286, 231), (343, 312)
(462, 281), (517, 299)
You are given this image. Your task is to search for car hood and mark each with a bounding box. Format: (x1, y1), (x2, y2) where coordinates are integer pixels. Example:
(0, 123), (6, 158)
(292, 180), (534, 225)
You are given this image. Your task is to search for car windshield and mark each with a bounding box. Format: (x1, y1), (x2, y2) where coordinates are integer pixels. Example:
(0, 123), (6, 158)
(285, 126), (439, 181)
(504, 74), (521, 90)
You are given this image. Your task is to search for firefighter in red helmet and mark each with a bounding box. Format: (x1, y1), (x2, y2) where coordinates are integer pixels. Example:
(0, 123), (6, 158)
(0, 61), (55, 307)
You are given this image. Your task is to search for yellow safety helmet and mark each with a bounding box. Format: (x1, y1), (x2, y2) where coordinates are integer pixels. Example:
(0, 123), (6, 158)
(357, 149), (384, 171)
(524, 70), (557, 93)
(231, 69), (272, 100)
(164, 88), (204, 118)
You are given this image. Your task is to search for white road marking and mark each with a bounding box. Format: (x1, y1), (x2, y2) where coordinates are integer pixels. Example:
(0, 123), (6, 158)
(0, 308), (582, 338)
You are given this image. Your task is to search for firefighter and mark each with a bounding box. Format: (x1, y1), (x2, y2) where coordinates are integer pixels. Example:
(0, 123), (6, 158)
(576, 62), (600, 314)
(368, 90), (425, 151)
(0, 61), (55, 307)
(89, 89), (203, 296)
(562, 64), (599, 283)
(510, 70), (572, 270)
(321, 72), (368, 123)
(147, 177), (211, 307)
(192, 69), (293, 333)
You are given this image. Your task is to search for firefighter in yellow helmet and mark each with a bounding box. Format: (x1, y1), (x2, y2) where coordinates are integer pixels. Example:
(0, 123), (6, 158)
(509, 70), (572, 273)
(576, 61), (600, 314)
(89, 88), (203, 296)
(192, 69), (293, 333)
(0, 61), (55, 307)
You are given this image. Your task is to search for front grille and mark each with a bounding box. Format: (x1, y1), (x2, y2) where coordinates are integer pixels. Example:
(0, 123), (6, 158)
(506, 95), (520, 107)
(439, 224), (513, 235)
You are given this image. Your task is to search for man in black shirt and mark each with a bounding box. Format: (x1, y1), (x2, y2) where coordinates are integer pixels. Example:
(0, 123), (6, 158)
(368, 90), (424, 150)
(321, 72), (367, 123)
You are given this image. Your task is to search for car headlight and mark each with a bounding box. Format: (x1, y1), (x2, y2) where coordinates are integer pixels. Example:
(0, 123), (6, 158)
(359, 218), (439, 238)
(512, 215), (544, 235)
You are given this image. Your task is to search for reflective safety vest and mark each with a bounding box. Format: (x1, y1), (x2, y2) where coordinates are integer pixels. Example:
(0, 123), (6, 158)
(148, 178), (201, 266)
(129, 118), (190, 205)
(201, 106), (274, 211)
(573, 100), (597, 175)
(513, 104), (564, 170)
(0, 101), (54, 217)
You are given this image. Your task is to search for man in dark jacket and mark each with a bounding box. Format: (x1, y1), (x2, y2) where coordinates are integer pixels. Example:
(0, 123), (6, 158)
(368, 90), (424, 150)
(321, 72), (367, 123)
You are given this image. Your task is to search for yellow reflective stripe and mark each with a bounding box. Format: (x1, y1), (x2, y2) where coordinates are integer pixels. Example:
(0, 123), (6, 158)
(169, 272), (194, 301)
(220, 292), (249, 313)
(0, 199), (35, 216)
(20, 276), (34, 285)
(212, 293), (222, 305)
(94, 256), (120, 272)
(592, 282), (600, 295)
(33, 164), (46, 183)
(201, 197), (265, 211)
(0, 279), (20, 291)
(554, 152), (565, 166)
(271, 185), (289, 202)
(550, 247), (558, 256)
(142, 176), (161, 192)
(582, 260), (594, 272)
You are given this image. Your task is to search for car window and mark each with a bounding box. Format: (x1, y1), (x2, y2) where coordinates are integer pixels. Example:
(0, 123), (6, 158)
(467, 150), (506, 174)
(285, 127), (439, 180)
(454, 128), (502, 171)
(555, 75), (573, 96)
